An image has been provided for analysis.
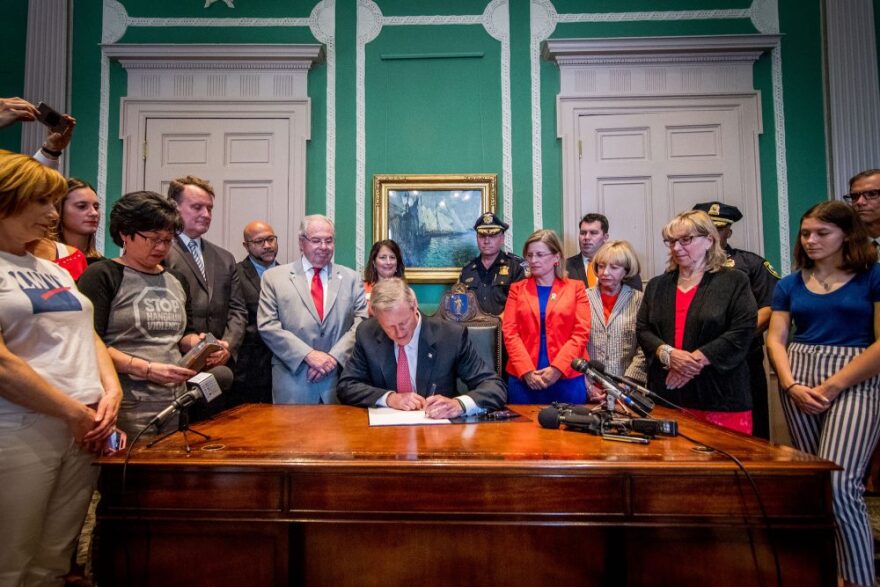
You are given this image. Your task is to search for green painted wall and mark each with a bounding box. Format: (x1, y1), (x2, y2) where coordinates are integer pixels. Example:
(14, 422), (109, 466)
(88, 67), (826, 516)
(5, 0), (839, 308)
(0, 0), (30, 153)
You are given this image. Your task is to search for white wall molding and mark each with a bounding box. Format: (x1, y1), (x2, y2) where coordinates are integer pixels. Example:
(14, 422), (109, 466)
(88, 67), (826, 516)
(22, 0), (70, 171)
(101, 44), (322, 101)
(309, 0), (336, 220)
(546, 35), (775, 263)
(824, 0), (880, 195)
(354, 0), (512, 269)
(99, 0), (332, 253)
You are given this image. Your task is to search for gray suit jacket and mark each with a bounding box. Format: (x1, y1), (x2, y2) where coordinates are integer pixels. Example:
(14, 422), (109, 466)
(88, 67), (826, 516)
(337, 315), (506, 411)
(165, 237), (247, 358)
(257, 260), (368, 404)
(565, 254), (643, 291)
(586, 285), (647, 384)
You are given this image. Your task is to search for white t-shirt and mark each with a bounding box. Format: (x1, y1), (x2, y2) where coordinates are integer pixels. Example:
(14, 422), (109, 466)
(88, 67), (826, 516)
(0, 251), (103, 417)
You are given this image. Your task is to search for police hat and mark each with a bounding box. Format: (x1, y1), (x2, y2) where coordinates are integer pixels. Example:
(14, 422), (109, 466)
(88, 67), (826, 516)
(692, 201), (743, 227)
(473, 212), (509, 235)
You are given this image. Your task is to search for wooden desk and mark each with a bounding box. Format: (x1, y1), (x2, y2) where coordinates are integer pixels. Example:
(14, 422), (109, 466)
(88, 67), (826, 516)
(95, 404), (836, 586)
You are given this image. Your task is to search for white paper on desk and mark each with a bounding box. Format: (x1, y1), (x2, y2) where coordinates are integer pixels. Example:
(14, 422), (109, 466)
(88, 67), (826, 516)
(368, 407), (451, 426)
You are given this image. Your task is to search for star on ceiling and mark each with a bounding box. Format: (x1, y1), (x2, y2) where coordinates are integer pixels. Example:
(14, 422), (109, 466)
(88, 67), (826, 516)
(204, 0), (235, 8)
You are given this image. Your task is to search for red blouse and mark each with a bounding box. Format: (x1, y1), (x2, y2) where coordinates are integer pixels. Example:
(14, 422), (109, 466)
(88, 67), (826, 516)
(673, 286), (698, 349)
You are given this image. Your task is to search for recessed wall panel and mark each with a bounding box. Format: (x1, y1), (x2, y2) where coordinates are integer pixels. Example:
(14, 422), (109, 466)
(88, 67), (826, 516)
(222, 182), (272, 252)
(597, 178), (651, 275)
(226, 134), (272, 165)
(596, 128), (649, 161)
(667, 125), (721, 159)
(163, 135), (209, 165)
(668, 175), (723, 215)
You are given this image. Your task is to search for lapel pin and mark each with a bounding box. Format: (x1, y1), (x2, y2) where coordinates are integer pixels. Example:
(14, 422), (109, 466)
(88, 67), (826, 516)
(427, 353), (433, 359)
(550, 293), (557, 301)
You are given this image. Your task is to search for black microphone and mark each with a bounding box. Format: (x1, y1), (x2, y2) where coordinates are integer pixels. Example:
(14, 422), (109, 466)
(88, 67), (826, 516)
(148, 366), (233, 430)
(587, 361), (656, 399)
(571, 359), (651, 416)
(538, 406), (603, 433)
(578, 359), (655, 415)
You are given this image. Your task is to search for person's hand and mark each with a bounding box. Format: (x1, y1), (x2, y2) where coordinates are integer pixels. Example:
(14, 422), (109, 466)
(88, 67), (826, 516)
(425, 395), (463, 419)
(147, 362), (197, 385)
(665, 369), (693, 389)
(789, 384), (831, 415)
(0, 97), (37, 129)
(82, 391), (121, 444)
(667, 348), (703, 378)
(44, 114), (76, 152)
(64, 401), (98, 445)
(523, 371), (546, 390)
(205, 339), (230, 367)
(305, 350), (337, 382)
(587, 381), (606, 402)
(387, 391), (426, 411)
(533, 366), (562, 388)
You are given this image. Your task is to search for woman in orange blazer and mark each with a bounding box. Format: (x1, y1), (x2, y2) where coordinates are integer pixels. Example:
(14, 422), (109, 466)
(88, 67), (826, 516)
(502, 229), (591, 404)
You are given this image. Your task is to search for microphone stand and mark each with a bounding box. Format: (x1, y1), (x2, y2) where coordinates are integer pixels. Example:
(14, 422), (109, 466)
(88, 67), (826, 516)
(146, 405), (211, 454)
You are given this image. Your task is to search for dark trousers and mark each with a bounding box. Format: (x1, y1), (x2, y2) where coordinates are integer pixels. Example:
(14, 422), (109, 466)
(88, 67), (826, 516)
(748, 345), (770, 440)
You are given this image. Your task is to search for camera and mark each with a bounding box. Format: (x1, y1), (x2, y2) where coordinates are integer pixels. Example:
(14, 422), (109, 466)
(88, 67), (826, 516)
(36, 102), (69, 131)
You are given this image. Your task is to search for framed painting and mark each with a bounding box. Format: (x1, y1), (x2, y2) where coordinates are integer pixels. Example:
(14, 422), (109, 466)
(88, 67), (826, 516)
(372, 174), (497, 283)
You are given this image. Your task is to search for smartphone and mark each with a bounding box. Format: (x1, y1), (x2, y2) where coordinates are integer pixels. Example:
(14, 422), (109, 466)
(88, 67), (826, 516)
(36, 102), (69, 131)
(104, 429), (127, 455)
(484, 409), (520, 420)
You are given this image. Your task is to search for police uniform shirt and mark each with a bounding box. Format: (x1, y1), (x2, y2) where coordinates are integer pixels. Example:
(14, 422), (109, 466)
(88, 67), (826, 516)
(458, 250), (525, 315)
(724, 244), (779, 309)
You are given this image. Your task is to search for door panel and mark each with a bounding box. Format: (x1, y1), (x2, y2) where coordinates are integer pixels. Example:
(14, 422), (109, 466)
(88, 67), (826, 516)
(144, 118), (292, 263)
(579, 109), (747, 280)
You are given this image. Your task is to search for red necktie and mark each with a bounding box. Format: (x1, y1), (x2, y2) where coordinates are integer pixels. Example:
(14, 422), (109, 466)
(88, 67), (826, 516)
(311, 267), (324, 321)
(396, 345), (413, 393)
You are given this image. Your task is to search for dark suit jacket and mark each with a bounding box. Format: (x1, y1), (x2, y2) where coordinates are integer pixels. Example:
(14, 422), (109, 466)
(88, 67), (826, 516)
(636, 268), (757, 411)
(337, 315), (506, 411)
(565, 254), (643, 291)
(165, 237), (247, 359)
(231, 258), (274, 403)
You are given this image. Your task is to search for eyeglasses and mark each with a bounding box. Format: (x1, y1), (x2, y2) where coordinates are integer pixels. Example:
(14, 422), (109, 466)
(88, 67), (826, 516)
(663, 234), (703, 248)
(302, 236), (334, 246)
(525, 251), (554, 260)
(135, 232), (173, 247)
(842, 189), (880, 204)
(246, 235), (278, 246)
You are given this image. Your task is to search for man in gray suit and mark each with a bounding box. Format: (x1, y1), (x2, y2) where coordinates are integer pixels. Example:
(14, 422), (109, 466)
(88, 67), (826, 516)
(258, 215), (368, 404)
(337, 278), (506, 418)
(165, 175), (247, 370)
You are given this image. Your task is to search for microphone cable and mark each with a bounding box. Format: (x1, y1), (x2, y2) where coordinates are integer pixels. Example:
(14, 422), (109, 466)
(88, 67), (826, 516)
(648, 393), (783, 587)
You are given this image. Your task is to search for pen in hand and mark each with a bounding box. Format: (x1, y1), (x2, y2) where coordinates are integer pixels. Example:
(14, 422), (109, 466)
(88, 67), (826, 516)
(424, 384), (437, 418)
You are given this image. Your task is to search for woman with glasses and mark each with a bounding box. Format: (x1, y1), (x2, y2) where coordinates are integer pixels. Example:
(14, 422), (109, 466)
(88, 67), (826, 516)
(636, 210), (757, 433)
(363, 239), (405, 314)
(79, 191), (203, 435)
(767, 201), (880, 587)
(502, 229), (590, 404)
(586, 240), (646, 400)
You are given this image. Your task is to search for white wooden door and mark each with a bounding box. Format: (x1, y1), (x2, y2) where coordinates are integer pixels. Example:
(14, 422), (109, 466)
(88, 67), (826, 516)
(578, 108), (753, 280)
(144, 117), (293, 263)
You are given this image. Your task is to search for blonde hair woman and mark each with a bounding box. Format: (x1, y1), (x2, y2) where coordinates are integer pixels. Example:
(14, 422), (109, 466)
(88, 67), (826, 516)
(586, 241), (646, 399)
(636, 210), (757, 433)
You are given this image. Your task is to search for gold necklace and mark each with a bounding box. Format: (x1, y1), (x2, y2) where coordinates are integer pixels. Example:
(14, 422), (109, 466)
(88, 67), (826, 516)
(811, 270), (833, 292)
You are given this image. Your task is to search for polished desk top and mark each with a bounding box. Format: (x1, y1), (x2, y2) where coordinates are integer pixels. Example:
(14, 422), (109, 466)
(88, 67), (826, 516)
(102, 404), (834, 472)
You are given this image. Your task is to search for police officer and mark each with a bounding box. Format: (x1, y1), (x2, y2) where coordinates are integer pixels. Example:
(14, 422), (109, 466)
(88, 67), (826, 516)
(693, 201), (780, 440)
(458, 212), (525, 316)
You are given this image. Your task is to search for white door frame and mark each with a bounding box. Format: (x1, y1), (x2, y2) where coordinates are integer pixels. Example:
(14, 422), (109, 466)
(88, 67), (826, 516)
(105, 43), (322, 257)
(559, 93), (764, 256)
(544, 34), (778, 257)
(119, 100), (309, 261)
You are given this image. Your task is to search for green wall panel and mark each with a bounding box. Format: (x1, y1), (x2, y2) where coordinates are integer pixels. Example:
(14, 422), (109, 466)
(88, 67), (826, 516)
(118, 0), (314, 18)
(777, 0), (828, 255)
(0, 0), (29, 153)
(552, 0), (752, 11)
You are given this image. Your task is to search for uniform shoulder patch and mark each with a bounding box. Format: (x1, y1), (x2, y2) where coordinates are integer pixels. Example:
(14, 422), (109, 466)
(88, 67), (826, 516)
(763, 260), (781, 279)
(723, 258), (735, 268)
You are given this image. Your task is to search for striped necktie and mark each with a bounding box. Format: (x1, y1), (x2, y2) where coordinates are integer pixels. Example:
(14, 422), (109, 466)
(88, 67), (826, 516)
(187, 239), (206, 279)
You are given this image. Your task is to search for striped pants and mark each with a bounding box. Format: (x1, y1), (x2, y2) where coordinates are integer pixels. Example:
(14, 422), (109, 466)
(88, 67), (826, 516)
(780, 343), (880, 586)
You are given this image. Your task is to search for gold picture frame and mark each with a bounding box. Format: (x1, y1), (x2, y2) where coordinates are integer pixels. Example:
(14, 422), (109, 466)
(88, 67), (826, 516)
(373, 174), (497, 283)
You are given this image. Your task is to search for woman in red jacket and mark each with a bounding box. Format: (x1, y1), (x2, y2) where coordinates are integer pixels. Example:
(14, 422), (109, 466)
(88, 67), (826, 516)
(502, 229), (590, 404)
